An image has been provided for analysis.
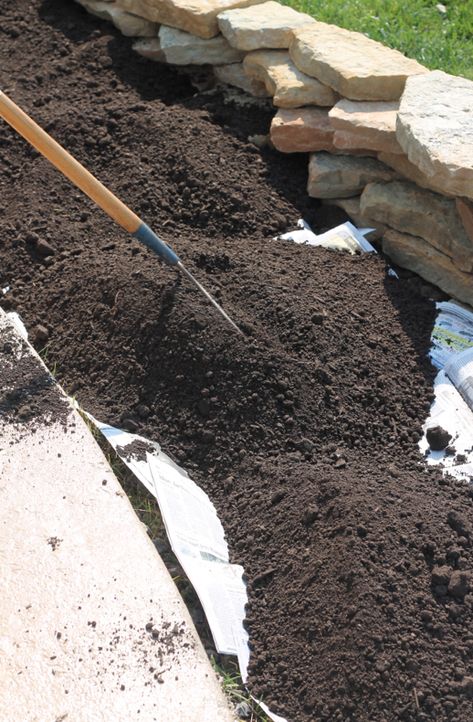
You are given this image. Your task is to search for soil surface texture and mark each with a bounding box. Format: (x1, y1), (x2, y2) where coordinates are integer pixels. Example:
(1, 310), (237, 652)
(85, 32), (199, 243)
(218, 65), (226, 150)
(1, 3), (473, 721)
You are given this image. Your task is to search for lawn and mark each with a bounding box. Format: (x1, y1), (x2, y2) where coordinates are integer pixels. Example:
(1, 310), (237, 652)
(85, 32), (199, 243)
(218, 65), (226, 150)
(283, 0), (473, 80)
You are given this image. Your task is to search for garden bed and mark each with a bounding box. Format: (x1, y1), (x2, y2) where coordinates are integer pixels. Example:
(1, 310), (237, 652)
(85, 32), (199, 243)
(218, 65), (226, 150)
(1, 2), (473, 720)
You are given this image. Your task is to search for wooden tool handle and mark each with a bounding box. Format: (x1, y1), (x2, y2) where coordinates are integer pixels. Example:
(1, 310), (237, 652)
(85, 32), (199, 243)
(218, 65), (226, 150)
(0, 90), (141, 233)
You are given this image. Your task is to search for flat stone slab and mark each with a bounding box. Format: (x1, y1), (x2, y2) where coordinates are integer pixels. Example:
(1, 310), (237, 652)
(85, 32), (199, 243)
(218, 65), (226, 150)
(290, 22), (426, 101)
(396, 70), (473, 200)
(378, 151), (455, 197)
(116, 0), (265, 38)
(307, 152), (398, 199)
(159, 24), (243, 64)
(360, 180), (473, 272)
(76, 0), (158, 35)
(329, 99), (402, 154)
(214, 62), (270, 96)
(270, 107), (336, 153)
(383, 229), (473, 309)
(243, 50), (337, 108)
(332, 129), (383, 155)
(0, 311), (234, 722)
(217, 0), (313, 50)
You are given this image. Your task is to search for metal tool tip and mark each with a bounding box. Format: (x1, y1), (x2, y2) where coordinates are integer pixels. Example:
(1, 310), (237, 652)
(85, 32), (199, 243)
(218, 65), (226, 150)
(177, 261), (243, 336)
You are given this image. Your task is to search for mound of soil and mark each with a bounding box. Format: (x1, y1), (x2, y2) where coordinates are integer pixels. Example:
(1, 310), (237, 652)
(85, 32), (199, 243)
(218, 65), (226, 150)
(1, 2), (473, 720)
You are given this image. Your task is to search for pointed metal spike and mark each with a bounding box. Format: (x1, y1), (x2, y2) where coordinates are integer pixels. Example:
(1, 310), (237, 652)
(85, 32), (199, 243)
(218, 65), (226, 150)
(177, 261), (243, 336)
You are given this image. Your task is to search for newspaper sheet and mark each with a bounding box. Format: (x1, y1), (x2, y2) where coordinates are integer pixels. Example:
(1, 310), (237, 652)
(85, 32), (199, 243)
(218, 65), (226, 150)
(420, 370), (473, 480)
(445, 347), (473, 415)
(421, 300), (473, 479)
(278, 219), (376, 254)
(89, 416), (288, 722)
(430, 300), (473, 369)
(89, 417), (247, 656)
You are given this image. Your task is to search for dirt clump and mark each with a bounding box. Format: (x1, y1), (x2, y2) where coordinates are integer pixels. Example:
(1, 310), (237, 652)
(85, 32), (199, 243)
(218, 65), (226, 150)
(1, 2), (473, 720)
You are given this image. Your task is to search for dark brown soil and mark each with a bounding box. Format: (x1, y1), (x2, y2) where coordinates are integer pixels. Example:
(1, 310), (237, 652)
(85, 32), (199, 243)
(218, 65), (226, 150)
(0, 320), (71, 432)
(1, 2), (473, 720)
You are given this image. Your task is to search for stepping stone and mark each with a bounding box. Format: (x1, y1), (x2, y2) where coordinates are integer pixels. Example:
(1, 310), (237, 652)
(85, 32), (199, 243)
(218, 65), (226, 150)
(270, 108), (336, 153)
(396, 70), (473, 200)
(329, 99), (402, 154)
(307, 152), (398, 198)
(116, 0), (266, 38)
(383, 230), (473, 309)
(0, 310), (235, 722)
(360, 180), (473, 272)
(290, 22), (426, 101)
(76, 0), (158, 35)
(159, 24), (243, 64)
(378, 151), (455, 197)
(243, 50), (337, 108)
(214, 62), (270, 96)
(217, 1), (313, 50)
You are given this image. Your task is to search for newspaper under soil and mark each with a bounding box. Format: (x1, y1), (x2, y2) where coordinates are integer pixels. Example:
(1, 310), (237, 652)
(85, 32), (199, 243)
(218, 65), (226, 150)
(1, 2), (473, 720)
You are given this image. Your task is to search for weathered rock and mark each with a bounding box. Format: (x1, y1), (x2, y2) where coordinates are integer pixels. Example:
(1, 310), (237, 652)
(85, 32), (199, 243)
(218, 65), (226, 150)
(159, 24), (243, 64)
(333, 130), (387, 155)
(456, 199), (473, 245)
(217, 1), (313, 50)
(396, 71), (473, 200)
(290, 22), (426, 101)
(324, 196), (385, 240)
(270, 108), (336, 153)
(214, 63), (270, 97)
(133, 37), (165, 61)
(360, 181), (473, 272)
(116, 0), (265, 39)
(307, 153), (398, 199)
(76, 0), (158, 35)
(329, 100), (402, 154)
(377, 152), (455, 197)
(243, 50), (337, 108)
(382, 229), (473, 308)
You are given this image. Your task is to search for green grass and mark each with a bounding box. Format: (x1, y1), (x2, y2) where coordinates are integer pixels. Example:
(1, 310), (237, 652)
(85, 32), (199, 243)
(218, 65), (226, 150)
(211, 658), (271, 722)
(282, 0), (473, 80)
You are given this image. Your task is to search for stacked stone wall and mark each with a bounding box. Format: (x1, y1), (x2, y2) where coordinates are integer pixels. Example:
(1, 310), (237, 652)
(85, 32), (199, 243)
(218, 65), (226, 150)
(75, 0), (473, 307)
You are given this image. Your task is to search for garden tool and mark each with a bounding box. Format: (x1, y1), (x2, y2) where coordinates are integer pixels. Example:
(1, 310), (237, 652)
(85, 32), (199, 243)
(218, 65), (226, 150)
(0, 90), (242, 335)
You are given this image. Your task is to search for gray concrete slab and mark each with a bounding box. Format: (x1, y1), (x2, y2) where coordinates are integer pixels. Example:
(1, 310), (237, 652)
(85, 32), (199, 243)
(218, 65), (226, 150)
(0, 310), (235, 722)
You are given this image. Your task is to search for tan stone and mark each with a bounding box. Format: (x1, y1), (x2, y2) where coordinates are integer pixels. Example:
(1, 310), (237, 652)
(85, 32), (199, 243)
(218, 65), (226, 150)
(76, 0), (158, 35)
(360, 181), (473, 272)
(456, 199), (473, 246)
(217, 1), (313, 50)
(133, 37), (165, 61)
(214, 63), (270, 96)
(329, 100), (402, 154)
(396, 71), (473, 200)
(383, 229), (473, 308)
(159, 25), (243, 64)
(116, 0), (265, 38)
(307, 152), (398, 199)
(270, 108), (336, 153)
(324, 196), (385, 239)
(243, 50), (337, 108)
(333, 130), (392, 155)
(377, 152), (455, 197)
(290, 22), (426, 101)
